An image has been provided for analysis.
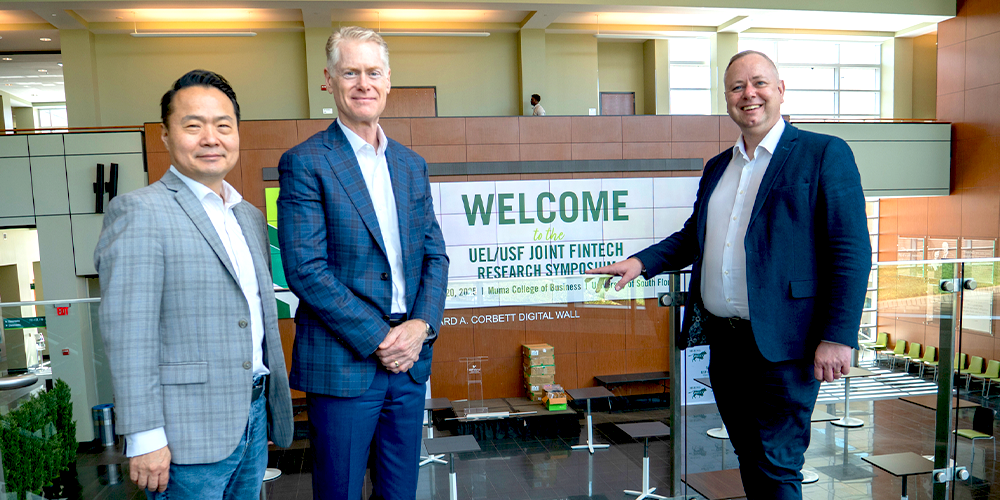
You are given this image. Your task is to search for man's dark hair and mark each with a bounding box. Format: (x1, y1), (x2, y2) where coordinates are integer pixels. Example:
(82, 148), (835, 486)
(160, 69), (240, 125)
(531, 94), (541, 102)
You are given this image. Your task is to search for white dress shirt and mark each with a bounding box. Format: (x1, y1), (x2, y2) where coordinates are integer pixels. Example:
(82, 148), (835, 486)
(533, 104), (546, 116)
(701, 119), (785, 320)
(337, 119), (407, 314)
(126, 166), (269, 457)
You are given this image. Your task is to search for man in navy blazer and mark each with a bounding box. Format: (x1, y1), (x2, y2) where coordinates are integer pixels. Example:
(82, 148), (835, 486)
(590, 51), (870, 499)
(276, 27), (449, 500)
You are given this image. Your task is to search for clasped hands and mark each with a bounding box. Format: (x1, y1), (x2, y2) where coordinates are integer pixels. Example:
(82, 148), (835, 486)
(376, 319), (427, 373)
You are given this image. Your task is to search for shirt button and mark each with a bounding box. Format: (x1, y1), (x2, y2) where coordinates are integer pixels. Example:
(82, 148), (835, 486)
(726, 242), (731, 247)
(724, 270), (729, 275)
(732, 216), (737, 221)
(380, 272), (389, 281)
(239, 319), (248, 328)
(739, 190), (744, 195)
(243, 361), (252, 370)
(726, 298), (732, 303)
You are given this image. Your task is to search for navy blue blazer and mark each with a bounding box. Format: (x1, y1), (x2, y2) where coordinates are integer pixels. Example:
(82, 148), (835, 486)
(276, 120), (449, 397)
(633, 123), (871, 363)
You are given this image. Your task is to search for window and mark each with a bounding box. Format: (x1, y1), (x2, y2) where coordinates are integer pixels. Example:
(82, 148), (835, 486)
(738, 39), (882, 120)
(35, 106), (68, 132)
(668, 38), (711, 115)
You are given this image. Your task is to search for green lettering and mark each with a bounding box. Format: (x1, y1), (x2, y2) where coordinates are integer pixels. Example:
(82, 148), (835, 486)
(537, 192), (556, 223)
(519, 193), (535, 224)
(583, 191), (608, 222)
(462, 194), (494, 226)
(612, 190), (629, 221)
(498, 193), (515, 225)
(559, 192), (579, 223)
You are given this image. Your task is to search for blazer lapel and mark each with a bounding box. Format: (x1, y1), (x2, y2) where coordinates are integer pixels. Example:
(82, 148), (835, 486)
(324, 122), (388, 256)
(696, 149), (734, 246)
(749, 122), (798, 228)
(387, 144), (410, 260)
(161, 170), (240, 283)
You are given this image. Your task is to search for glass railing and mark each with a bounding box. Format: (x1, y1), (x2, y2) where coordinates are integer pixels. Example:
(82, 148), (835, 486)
(2, 258), (997, 499)
(672, 258), (1000, 500)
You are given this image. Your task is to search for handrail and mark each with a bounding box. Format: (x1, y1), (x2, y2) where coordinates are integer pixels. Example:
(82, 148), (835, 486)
(2, 125), (143, 134)
(874, 256), (1000, 266)
(0, 297), (100, 307)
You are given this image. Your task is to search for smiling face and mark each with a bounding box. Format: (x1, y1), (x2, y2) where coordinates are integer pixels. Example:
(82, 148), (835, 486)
(724, 53), (785, 144)
(325, 40), (391, 130)
(161, 85), (239, 193)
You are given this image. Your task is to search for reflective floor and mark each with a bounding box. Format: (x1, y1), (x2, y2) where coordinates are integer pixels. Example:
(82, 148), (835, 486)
(47, 369), (1000, 500)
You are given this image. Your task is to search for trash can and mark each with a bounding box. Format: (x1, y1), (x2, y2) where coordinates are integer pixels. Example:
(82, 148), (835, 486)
(92, 404), (115, 447)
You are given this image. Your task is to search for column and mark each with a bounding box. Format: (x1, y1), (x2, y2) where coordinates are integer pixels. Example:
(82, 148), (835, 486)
(60, 30), (101, 127)
(518, 29), (546, 115)
(643, 39), (669, 115)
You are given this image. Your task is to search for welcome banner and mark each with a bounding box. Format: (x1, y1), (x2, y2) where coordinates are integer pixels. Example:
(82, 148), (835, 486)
(266, 176), (698, 311)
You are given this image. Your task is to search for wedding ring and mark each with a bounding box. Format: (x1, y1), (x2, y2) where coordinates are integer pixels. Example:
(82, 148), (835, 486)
(394, 360), (400, 368)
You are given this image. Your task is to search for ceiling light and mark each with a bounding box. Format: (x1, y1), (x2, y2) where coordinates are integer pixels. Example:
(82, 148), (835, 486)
(39, 38), (52, 42)
(2, 58), (11, 61)
(38, 69), (47, 73)
(57, 63), (63, 67)
(378, 31), (489, 37)
(130, 32), (257, 38)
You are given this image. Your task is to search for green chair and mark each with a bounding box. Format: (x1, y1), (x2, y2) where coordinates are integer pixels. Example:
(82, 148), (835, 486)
(956, 406), (996, 468)
(887, 340), (907, 370)
(924, 352), (964, 383)
(970, 360), (1000, 393)
(860, 332), (889, 364)
(899, 342), (922, 372)
(916, 345), (937, 379)
(961, 356), (986, 390)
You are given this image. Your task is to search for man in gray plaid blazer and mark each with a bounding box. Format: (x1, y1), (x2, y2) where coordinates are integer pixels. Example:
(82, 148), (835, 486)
(95, 70), (293, 499)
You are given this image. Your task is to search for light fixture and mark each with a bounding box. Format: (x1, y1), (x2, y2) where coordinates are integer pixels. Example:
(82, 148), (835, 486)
(131, 32), (256, 38)
(2, 57), (11, 61)
(378, 31), (489, 37)
(38, 69), (47, 73)
(57, 63), (63, 66)
(39, 37), (52, 42)
(129, 10), (255, 38)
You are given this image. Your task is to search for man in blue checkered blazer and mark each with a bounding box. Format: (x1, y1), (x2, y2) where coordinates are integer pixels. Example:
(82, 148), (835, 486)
(276, 26), (449, 500)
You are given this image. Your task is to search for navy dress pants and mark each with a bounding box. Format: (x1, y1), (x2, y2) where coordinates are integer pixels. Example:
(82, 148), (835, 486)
(706, 315), (820, 500)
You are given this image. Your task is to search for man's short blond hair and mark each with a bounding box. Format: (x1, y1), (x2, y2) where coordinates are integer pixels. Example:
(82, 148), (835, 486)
(326, 26), (390, 71)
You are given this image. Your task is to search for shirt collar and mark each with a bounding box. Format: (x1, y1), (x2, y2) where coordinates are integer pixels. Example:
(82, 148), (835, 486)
(168, 165), (243, 208)
(337, 119), (388, 157)
(733, 118), (785, 160)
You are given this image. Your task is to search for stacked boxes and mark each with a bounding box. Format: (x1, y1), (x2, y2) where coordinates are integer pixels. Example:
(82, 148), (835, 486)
(523, 343), (555, 401)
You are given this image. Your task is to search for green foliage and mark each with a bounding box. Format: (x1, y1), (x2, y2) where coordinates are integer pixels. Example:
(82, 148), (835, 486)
(0, 379), (77, 499)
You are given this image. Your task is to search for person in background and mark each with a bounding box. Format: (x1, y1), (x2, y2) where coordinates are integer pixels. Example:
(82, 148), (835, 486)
(531, 93), (546, 116)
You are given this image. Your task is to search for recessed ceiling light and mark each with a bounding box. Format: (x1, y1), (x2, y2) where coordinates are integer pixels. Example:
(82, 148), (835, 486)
(57, 63), (63, 66)
(38, 69), (47, 73)
(39, 38), (52, 42)
(51, 14), (57, 17)
(1, 57), (11, 61)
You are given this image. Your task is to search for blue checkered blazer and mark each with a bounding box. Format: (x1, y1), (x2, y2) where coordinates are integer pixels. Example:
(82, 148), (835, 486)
(276, 120), (449, 397)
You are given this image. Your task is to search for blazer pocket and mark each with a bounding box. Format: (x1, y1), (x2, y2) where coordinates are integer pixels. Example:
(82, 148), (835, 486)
(159, 362), (209, 385)
(789, 279), (818, 299)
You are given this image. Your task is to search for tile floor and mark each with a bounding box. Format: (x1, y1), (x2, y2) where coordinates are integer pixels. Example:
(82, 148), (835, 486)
(28, 373), (1000, 500)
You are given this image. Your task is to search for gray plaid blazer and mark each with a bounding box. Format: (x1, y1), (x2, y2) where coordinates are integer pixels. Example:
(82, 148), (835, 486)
(95, 170), (294, 464)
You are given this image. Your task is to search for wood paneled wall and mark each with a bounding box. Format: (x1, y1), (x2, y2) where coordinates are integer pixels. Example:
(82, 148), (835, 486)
(876, 0), (1000, 364)
(144, 115), (727, 399)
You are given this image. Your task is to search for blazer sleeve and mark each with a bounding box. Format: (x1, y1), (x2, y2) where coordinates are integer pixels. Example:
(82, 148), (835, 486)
(814, 137), (871, 348)
(632, 155), (725, 276)
(404, 156), (449, 339)
(93, 195), (166, 435)
(276, 150), (389, 359)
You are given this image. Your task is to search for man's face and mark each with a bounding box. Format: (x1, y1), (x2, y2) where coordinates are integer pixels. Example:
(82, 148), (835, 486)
(724, 54), (785, 138)
(161, 86), (239, 187)
(325, 40), (390, 128)
(531, 97), (538, 106)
